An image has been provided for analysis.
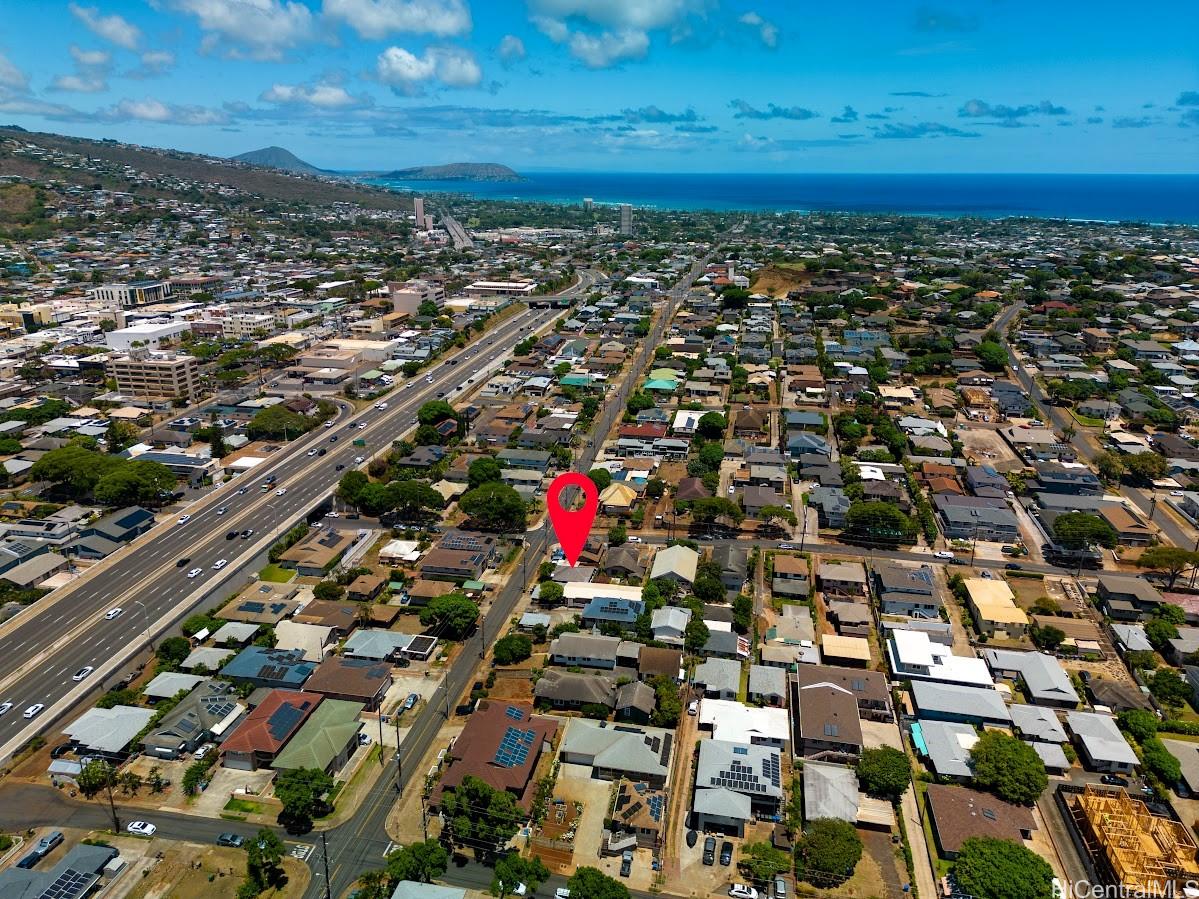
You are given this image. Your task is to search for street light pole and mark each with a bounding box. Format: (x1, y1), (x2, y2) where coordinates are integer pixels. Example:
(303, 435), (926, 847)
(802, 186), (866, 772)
(133, 600), (154, 653)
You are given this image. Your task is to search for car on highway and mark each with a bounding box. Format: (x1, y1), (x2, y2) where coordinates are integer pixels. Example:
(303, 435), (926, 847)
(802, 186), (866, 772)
(329, 435), (338, 442)
(0, 702), (12, 717)
(235, 487), (247, 495)
(104, 607), (123, 620)
(176, 557), (190, 567)
(178, 514), (191, 524)
(226, 531), (237, 540)
(187, 568), (203, 578)
(307, 449), (317, 457)
(335, 463), (345, 471)
(275, 488), (287, 496)
(933, 550), (956, 560)
(216, 832), (245, 848)
(241, 529), (254, 539)
(728, 886), (758, 899)
(324, 421), (335, 429)
(212, 559), (228, 570)
(436, 391), (445, 398)
(354, 456), (365, 464)
(23, 704), (44, 719)
(357, 423), (367, 430)
(216, 507), (228, 515)
(72, 666), (94, 682)
(126, 821), (156, 837)
(317, 448), (326, 456)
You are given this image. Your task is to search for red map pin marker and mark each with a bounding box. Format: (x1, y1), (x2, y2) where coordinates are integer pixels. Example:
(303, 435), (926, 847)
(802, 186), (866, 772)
(546, 472), (599, 567)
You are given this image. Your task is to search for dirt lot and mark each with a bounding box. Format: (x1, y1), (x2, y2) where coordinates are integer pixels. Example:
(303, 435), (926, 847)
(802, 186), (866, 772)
(953, 426), (1024, 472)
(122, 843), (309, 899)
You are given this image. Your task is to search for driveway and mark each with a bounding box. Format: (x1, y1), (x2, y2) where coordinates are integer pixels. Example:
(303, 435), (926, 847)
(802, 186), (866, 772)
(551, 760), (613, 877)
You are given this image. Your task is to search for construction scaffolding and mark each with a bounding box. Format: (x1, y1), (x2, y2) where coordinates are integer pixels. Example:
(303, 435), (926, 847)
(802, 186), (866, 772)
(1074, 784), (1199, 897)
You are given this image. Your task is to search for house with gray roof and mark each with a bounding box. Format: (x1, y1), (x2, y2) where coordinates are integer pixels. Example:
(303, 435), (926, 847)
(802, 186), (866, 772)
(559, 719), (672, 786)
(616, 680), (657, 724)
(748, 664), (786, 706)
(533, 669), (617, 709)
(693, 658), (741, 700)
(62, 705), (156, 758)
(142, 681), (245, 759)
(549, 632), (621, 669)
(915, 719), (977, 779)
(0, 842), (119, 899)
(341, 629), (415, 662)
(909, 681), (1011, 726)
(981, 649), (1079, 707)
(1065, 711), (1139, 773)
(802, 760), (859, 823)
(1009, 704), (1068, 744)
(142, 671), (208, 701)
(650, 606), (692, 646)
(692, 738), (784, 837)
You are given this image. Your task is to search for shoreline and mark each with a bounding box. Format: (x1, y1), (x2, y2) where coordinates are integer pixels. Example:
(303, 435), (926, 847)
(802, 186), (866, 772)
(359, 172), (1199, 226)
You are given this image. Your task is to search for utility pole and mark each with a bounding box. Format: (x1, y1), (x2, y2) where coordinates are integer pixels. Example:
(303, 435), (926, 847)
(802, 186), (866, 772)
(104, 766), (119, 833)
(394, 722), (403, 795)
(320, 832), (332, 899)
(376, 709), (384, 766)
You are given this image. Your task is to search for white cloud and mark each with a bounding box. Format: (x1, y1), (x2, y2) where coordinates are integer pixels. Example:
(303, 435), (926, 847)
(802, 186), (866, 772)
(99, 96), (229, 125)
(375, 44), (481, 92)
(168, 0), (316, 60)
(133, 50), (177, 77)
(528, 0), (706, 68)
(738, 11), (778, 48)
(51, 73), (108, 93)
(568, 29), (648, 68)
(0, 53), (29, 91)
(498, 34), (526, 62)
(322, 0), (471, 39)
(51, 45), (111, 93)
(261, 80), (371, 109)
(528, 0), (706, 33)
(70, 45), (112, 68)
(69, 3), (143, 50)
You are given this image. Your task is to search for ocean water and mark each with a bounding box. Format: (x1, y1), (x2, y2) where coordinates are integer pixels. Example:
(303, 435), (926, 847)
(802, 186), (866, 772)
(371, 172), (1199, 225)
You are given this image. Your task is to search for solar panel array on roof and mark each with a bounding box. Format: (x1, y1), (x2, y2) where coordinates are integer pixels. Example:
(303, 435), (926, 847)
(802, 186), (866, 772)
(202, 697), (237, 718)
(504, 705), (525, 721)
(267, 702), (310, 741)
(494, 725), (536, 768)
(242, 601), (265, 613)
(647, 794), (664, 821)
(42, 869), (95, 899)
(709, 757), (778, 794)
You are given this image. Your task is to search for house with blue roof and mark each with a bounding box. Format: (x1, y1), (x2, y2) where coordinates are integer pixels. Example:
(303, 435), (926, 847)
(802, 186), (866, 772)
(221, 646), (315, 689)
(581, 597), (644, 630)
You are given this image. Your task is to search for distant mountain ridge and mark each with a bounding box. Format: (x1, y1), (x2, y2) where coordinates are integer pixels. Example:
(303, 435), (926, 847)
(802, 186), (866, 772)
(232, 146), (325, 175)
(382, 162), (523, 182)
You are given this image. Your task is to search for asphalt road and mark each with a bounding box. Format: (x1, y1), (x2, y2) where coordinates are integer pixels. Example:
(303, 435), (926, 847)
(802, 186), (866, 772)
(997, 302), (1192, 549)
(0, 300), (575, 761)
(304, 258), (709, 899)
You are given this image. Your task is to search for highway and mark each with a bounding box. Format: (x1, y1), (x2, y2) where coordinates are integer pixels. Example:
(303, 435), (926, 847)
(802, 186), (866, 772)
(0, 298), (577, 763)
(302, 257), (710, 899)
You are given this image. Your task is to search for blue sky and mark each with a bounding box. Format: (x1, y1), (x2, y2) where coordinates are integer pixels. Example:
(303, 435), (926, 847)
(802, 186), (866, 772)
(0, 0), (1197, 173)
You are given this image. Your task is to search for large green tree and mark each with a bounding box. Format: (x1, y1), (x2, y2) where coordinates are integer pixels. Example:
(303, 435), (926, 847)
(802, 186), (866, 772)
(245, 829), (287, 893)
(458, 481), (527, 532)
(738, 841), (791, 882)
(420, 593), (479, 638)
(384, 839), (448, 884)
(845, 500), (917, 546)
(565, 867), (629, 899)
(1138, 546), (1199, 589)
(795, 818), (863, 887)
(30, 445), (122, 498)
(696, 412), (727, 440)
(417, 400), (457, 427)
(468, 456), (502, 488)
(94, 460), (175, 506)
(247, 405), (312, 441)
(952, 837), (1054, 899)
(856, 746), (912, 800)
(493, 633), (533, 665)
(968, 731), (1047, 805)
(492, 853), (548, 897)
(1052, 512), (1118, 550)
(440, 775), (522, 856)
(274, 767), (334, 831)
(588, 467), (613, 492)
